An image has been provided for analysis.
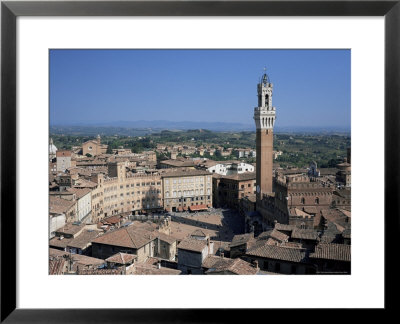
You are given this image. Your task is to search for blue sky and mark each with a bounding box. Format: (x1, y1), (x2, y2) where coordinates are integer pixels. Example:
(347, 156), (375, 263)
(50, 49), (350, 129)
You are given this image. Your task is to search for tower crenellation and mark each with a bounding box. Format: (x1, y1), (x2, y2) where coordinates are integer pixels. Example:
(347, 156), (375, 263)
(254, 73), (276, 131)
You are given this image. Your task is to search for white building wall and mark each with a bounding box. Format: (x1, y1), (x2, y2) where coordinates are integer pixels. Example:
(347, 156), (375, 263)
(50, 213), (66, 238)
(207, 163), (254, 175)
(77, 193), (92, 222)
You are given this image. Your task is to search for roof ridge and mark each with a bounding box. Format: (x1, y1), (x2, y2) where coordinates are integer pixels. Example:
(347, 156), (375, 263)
(126, 227), (138, 248)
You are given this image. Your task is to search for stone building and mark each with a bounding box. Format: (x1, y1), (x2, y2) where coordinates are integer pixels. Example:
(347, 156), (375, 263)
(49, 195), (77, 223)
(233, 148), (252, 159)
(332, 188), (351, 210)
(90, 162), (163, 218)
(244, 242), (313, 274)
(202, 255), (259, 275)
(85, 174), (104, 223)
(162, 168), (212, 212)
(56, 150), (73, 172)
(66, 188), (92, 222)
(158, 158), (197, 169)
(336, 158), (351, 188)
(82, 135), (108, 156)
(91, 225), (176, 262)
(197, 160), (255, 176)
(49, 212), (66, 239)
(212, 172), (256, 209)
(270, 173), (334, 228)
(229, 233), (255, 258)
(177, 233), (214, 274)
(309, 243), (351, 274)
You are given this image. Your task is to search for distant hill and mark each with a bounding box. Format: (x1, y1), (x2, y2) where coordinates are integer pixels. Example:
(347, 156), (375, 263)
(51, 120), (255, 132)
(50, 120), (350, 135)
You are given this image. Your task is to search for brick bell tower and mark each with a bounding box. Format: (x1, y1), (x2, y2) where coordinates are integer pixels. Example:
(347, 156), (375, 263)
(254, 71), (276, 199)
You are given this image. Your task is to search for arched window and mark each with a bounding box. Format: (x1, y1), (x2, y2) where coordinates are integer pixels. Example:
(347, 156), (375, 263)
(301, 197), (305, 204)
(315, 197), (319, 204)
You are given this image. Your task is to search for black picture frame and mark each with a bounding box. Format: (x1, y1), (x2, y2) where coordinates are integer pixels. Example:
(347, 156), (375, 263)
(1, 0), (398, 322)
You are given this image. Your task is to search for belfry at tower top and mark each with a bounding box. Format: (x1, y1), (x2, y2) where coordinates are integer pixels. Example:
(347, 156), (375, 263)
(260, 72), (270, 85)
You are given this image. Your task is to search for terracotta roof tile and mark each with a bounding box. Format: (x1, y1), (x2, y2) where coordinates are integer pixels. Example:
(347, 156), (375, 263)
(190, 229), (208, 238)
(133, 263), (181, 275)
(202, 256), (258, 275)
(67, 230), (100, 250)
(223, 172), (256, 181)
(49, 236), (73, 249)
(77, 268), (124, 275)
(177, 237), (208, 253)
(92, 227), (156, 249)
(157, 232), (177, 245)
(274, 223), (295, 232)
(66, 187), (92, 199)
(258, 229), (288, 242)
(230, 233), (254, 248)
(54, 223), (85, 237)
(106, 252), (137, 264)
(49, 196), (76, 215)
(49, 248), (69, 258)
(291, 228), (320, 241)
(310, 243), (351, 262)
(71, 254), (106, 266)
(246, 242), (307, 263)
(49, 257), (66, 275)
(161, 168), (210, 178)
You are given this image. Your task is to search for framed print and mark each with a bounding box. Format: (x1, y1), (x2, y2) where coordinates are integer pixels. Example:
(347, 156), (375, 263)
(1, 0), (399, 322)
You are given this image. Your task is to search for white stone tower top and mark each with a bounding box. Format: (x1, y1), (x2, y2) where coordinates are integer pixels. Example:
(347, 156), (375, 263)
(254, 71), (276, 130)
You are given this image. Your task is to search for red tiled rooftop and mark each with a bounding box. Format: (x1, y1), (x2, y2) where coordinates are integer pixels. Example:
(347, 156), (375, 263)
(106, 252), (137, 265)
(177, 237), (208, 253)
(92, 227), (156, 249)
(310, 243), (351, 262)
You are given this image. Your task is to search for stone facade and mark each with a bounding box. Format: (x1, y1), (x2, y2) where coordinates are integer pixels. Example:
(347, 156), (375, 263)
(162, 169), (212, 212)
(89, 162), (163, 219)
(271, 173), (334, 228)
(56, 150), (72, 172)
(206, 161), (254, 176)
(212, 173), (256, 209)
(82, 135), (108, 156)
(91, 241), (155, 262)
